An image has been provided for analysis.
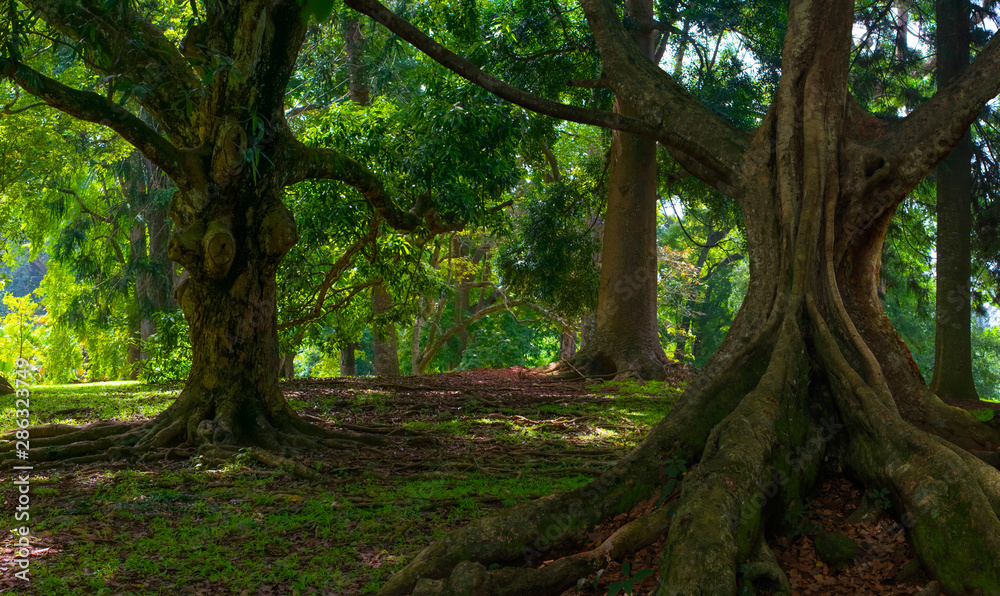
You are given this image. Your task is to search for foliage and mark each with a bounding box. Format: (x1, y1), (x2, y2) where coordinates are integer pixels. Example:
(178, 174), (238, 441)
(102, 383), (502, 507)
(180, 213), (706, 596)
(656, 456), (687, 507)
(34, 260), (85, 383)
(496, 181), (601, 322)
(454, 310), (559, 371)
(868, 488), (893, 511)
(0, 290), (40, 376)
(141, 310), (192, 383)
(972, 323), (1000, 401)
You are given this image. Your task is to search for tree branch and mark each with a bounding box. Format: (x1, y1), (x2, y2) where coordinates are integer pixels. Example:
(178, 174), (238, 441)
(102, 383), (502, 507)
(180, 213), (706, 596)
(23, 0), (202, 145)
(417, 300), (527, 373)
(58, 188), (114, 224)
(343, 0), (670, 142)
(578, 0), (751, 195)
(278, 220), (380, 330)
(880, 28), (1000, 202)
(566, 78), (610, 88)
(281, 140), (424, 232)
(1, 59), (186, 182)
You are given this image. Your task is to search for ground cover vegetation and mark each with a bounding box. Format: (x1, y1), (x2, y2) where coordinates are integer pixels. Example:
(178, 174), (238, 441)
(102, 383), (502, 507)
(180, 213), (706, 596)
(1, 0), (1000, 594)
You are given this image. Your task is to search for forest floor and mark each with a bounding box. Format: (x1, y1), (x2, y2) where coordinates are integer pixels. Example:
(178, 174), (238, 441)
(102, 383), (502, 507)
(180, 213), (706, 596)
(1, 367), (996, 595)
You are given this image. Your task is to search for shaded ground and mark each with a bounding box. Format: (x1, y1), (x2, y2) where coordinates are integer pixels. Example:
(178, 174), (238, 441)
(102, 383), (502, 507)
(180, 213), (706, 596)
(1, 367), (992, 595)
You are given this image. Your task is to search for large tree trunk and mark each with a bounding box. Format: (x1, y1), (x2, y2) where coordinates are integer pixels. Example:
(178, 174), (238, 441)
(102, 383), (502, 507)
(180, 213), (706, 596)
(558, 0), (670, 381)
(2, 0), (419, 469)
(930, 0), (979, 401)
(373, 0), (1000, 593)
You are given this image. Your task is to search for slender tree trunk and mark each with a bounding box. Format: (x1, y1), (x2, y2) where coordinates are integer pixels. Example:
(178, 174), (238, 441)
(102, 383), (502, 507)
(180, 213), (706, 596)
(128, 220), (147, 379)
(278, 352), (295, 379)
(411, 312), (423, 375)
(930, 0), (979, 401)
(579, 311), (597, 349)
(372, 283), (400, 376)
(559, 326), (577, 360)
(340, 342), (357, 376)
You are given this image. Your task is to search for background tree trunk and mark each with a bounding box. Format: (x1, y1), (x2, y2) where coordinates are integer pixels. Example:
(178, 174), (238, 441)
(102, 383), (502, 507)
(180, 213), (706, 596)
(559, 0), (669, 380)
(930, 0), (979, 401)
(372, 283), (400, 376)
(340, 342), (357, 376)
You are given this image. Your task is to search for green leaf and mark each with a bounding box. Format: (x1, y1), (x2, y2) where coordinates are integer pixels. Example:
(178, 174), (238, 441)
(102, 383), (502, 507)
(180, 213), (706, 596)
(632, 569), (653, 583)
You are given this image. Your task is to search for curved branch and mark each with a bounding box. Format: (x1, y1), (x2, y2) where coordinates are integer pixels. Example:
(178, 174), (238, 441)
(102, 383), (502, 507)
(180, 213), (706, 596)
(23, 0), (201, 144)
(281, 140), (432, 232)
(579, 0), (751, 195)
(881, 28), (1000, 201)
(344, 0), (669, 142)
(417, 300), (528, 373)
(278, 221), (380, 330)
(57, 188), (114, 224)
(1, 59), (186, 182)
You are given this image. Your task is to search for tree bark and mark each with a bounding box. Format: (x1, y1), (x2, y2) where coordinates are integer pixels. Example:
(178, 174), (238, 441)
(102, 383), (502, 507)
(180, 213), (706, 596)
(372, 283), (400, 376)
(559, 326), (576, 360)
(930, 0), (979, 401)
(340, 342), (357, 376)
(557, 0), (670, 381)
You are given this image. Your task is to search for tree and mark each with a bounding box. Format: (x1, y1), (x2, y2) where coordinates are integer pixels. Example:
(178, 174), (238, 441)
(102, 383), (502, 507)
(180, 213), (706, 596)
(930, 0), (979, 401)
(555, 0), (667, 380)
(346, 0), (1000, 593)
(0, 0), (445, 457)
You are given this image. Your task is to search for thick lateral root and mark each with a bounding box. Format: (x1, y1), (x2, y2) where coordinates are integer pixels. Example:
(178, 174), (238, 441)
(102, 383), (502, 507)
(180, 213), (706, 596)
(411, 506), (672, 596)
(249, 447), (321, 480)
(0, 421), (143, 450)
(810, 299), (1000, 594)
(379, 332), (779, 596)
(656, 312), (815, 595)
(741, 540), (791, 596)
(902, 388), (1000, 453)
(0, 422), (149, 467)
(287, 414), (388, 446)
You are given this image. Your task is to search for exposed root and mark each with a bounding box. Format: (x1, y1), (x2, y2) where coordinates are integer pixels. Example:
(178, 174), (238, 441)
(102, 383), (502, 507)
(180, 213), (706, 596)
(656, 308), (819, 594)
(810, 297), (1000, 593)
(0, 420), (143, 448)
(377, 330), (778, 596)
(249, 448), (322, 481)
(410, 506), (673, 596)
(741, 540), (792, 596)
(0, 399), (388, 478)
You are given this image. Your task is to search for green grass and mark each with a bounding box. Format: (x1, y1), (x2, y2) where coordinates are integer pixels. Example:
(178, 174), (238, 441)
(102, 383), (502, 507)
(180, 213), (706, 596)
(1, 376), (685, 595)
(0, 380), (179, 430)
